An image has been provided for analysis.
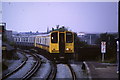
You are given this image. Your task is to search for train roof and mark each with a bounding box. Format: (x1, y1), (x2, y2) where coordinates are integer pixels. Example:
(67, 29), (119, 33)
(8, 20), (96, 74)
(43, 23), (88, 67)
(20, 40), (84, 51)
(36, 33), (50, 37)
(12, 35), (37, 37)
(13, 33), (50, 37)
(50, 30), (74, 33)
(12, 31), (74, 38)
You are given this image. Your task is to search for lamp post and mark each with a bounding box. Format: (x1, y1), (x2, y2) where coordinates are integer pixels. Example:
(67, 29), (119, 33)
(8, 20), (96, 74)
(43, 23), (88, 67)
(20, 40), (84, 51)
(116, 38), (119, 74)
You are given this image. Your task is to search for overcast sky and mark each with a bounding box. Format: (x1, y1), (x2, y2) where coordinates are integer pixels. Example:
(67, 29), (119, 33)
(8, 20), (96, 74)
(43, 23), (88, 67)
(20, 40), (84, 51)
(2, 2), (118, 33)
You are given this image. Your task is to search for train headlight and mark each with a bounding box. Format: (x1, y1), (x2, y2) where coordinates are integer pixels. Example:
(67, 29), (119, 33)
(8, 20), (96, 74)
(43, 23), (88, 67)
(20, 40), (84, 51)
(52, 37), (54, 40)
(66, 48), (69, 50)
(66, 48), (72, 52)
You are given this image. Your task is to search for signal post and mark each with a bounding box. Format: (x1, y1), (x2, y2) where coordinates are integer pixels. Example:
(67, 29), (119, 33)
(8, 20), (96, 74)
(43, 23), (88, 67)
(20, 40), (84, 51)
(101, 41), (106, 62)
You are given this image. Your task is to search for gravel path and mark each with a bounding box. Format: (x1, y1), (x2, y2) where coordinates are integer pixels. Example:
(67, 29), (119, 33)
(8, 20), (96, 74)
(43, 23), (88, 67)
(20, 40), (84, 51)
(2, 52), (25, 76)
(56, 64), (72, 78)
(70, 63), (89, 79)
(7, 54), (35, 78)
(31, 62), (51, 79)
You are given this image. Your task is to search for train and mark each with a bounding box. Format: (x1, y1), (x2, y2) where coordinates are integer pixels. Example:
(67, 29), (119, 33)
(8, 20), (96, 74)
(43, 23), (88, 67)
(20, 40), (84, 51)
(13, 31), (74, 61)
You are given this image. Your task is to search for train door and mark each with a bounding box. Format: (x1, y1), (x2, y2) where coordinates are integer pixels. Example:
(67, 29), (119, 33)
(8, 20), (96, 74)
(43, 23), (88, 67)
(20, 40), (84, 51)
(59, 33), (65, 54)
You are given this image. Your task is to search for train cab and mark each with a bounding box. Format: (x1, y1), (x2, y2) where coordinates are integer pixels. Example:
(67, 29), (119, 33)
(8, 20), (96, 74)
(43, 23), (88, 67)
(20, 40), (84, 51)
(49, 31), (74, 61)
(65, 32), (74, 53)
(50, 31), (74, 54)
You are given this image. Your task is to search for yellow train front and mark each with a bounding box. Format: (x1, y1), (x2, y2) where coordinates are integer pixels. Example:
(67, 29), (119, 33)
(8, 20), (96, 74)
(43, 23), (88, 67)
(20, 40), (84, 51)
(35, 31), (74, 61)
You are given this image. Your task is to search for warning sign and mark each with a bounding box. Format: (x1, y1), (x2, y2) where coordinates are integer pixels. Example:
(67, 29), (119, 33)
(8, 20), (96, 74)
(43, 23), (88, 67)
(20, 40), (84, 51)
(101, 41), (106, 53)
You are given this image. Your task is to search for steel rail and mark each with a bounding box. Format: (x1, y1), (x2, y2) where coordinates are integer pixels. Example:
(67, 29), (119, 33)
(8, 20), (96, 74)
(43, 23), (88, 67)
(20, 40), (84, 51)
(67, 64), (77, 80)
(46, 61), (57, 80)
(30, 48), (57, 80)
(2, 51), (28, 80)
(22, 51), (42, 80)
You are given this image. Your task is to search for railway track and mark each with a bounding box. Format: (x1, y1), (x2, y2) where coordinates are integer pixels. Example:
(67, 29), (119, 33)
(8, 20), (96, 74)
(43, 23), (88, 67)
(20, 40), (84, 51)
(67, 64), (77, 80)
(30, 49), (76, 80)
(2, 50), (42, 80)
(2, 51), (28, 80)
(22, 50), (42, 79)
(3, 48), (76, 79)
(30, 49), (57, 80)
(46, 61), (57, 80)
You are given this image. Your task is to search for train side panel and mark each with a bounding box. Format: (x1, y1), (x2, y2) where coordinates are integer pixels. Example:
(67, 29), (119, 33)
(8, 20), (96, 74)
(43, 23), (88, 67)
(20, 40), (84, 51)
(49, 31), (59, 53)
(65, 31), (74, 53)
(35, 35), (50, 52)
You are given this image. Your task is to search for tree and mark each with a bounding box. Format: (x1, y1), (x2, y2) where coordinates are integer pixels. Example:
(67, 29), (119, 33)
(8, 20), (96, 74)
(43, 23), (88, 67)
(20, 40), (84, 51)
(51, 25), (68, 32)
(3, 34), (7, 42)
(95, 33), (117, 47)
(30, 31), (32, 33)
(36, 31), (39, 33)
(52, 27), (54, 31)
(56, 25), (59, 29)
(95, 33), (118, 62)
(74, 33), (88, 53)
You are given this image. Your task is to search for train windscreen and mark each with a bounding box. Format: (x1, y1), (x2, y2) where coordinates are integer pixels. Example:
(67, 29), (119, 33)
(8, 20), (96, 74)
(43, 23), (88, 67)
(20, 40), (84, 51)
(51, 32), (58, 43)
(66, 32), (73, 43)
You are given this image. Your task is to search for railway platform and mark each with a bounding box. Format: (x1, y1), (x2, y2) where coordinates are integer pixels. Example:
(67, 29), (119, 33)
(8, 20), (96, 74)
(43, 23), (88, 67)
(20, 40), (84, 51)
(83, 61), (119, 80)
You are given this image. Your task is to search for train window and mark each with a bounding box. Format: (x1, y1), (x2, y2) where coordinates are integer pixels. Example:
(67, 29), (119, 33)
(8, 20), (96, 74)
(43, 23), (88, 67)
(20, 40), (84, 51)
(14, 38), (16, 42)
(21, 38), (22, 42)
(45, 38), (46, 44)
(29, 37), (31, 42)
(51, 32), (58, 43)
(15, 38), (17, 42)
(26, 37), (28, 42)
(36, 38), (38, 43)
(31, 37), (32, 42)
(40, 38), (41, 43)
(23, 37), (25, 42)
(19, 38), (21, 42)
(25, 37), (26, 42)
(33, 37), (35, 43)
(38, 38), (40, 43)
(21, 37), (23, 42)
(31, 37), (33, 43)
(18, 38), (20, 42)
(38, 38), (39, 43)
(16, 38), (18, 42)
(66, 32), (73, 43)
